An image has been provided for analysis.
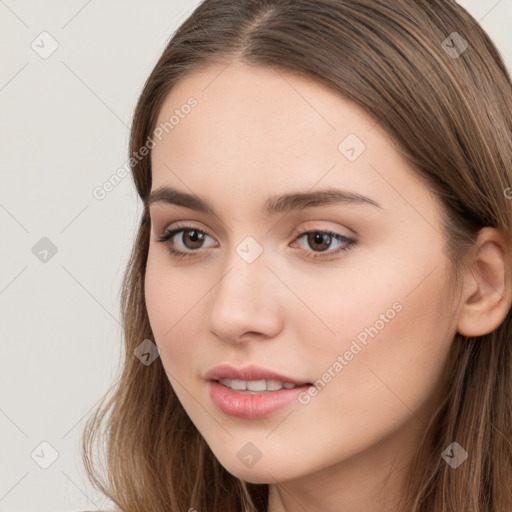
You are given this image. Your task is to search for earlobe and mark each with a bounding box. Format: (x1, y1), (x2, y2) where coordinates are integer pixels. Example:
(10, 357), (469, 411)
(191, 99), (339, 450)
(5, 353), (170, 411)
(457, 227), (512, 337)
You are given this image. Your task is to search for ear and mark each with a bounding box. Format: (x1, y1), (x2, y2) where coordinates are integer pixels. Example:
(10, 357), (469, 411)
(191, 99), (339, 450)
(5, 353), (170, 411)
(457, 227), (512, 337)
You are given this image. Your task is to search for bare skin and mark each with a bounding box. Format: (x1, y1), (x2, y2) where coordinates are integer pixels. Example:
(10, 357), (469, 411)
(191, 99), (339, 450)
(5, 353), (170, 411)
(144, 62), (509, 512)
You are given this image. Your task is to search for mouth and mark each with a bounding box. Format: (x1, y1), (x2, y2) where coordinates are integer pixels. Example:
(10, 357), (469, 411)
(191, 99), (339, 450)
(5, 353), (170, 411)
(204, 364), (315, 418)
(207, 378), (315, 419)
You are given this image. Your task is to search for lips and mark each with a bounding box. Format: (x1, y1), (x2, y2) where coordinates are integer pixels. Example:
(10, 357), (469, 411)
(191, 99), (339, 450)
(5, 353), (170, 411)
(203, 363), (312, 386)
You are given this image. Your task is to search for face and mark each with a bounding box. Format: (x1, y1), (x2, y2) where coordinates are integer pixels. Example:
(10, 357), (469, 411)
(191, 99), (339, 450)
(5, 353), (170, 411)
(144, 62), (460, 494)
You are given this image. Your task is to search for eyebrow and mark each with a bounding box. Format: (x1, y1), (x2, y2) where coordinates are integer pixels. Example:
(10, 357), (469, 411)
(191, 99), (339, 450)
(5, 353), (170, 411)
(146, 185), (382, 216)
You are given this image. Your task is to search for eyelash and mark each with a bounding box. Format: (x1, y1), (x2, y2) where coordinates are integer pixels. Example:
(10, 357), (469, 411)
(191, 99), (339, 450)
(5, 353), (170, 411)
(155, 224), (356, 261)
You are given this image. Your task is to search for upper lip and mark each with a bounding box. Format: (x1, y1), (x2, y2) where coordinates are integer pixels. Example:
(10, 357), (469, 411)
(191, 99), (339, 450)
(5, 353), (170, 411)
(204, 364), (312, 385)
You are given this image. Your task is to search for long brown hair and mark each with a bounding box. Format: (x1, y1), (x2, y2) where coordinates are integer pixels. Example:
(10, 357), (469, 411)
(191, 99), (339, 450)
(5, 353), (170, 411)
(81, 1), (512, 510)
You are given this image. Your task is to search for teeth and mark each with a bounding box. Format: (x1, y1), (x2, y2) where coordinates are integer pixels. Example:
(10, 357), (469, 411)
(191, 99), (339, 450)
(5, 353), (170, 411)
(247, 379), (267, 392)
(267, 379), (285, 391)
(218, 378), (299, 392)
(230, 379), (247, 391)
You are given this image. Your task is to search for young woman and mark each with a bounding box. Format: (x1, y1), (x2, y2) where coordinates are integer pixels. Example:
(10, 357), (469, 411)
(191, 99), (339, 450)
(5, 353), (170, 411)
(82, 1), (512, 510)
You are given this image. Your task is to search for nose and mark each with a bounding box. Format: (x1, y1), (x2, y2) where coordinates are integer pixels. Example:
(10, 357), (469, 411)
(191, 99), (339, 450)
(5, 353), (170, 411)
(205, 245), (284, 344)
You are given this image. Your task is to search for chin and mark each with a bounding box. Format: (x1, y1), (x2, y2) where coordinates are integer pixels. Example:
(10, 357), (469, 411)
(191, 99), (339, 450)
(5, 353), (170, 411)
(217, 456), (301, 485)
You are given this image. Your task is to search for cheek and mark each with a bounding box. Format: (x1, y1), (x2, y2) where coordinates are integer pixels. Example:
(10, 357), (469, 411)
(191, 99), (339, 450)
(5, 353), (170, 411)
(144, 251), (210, 380)
(144, 252), (171, 339)
(307, 252), (456, 437)
(145, 253), (189, 352)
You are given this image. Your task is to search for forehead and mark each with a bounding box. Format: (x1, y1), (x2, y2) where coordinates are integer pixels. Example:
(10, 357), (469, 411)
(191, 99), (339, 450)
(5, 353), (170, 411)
(149, 62), (428, 217)
(152, 61), (381, 158)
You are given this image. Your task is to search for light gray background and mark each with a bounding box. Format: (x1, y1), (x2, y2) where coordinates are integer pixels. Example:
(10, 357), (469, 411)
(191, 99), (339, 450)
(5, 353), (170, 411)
(1, 1), (510, 510)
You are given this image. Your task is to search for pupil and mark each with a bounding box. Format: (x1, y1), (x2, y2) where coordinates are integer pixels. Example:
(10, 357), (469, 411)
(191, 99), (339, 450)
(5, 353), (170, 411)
(185, 230), (204, 249)
(309, 232), (330, 251)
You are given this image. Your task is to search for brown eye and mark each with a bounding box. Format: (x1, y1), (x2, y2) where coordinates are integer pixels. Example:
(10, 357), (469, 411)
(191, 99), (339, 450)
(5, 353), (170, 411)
(155, 225), (216, 259)
(305, 232), (332, 252)
(293, 229), (356, 260)
(178, 229), (207, 250)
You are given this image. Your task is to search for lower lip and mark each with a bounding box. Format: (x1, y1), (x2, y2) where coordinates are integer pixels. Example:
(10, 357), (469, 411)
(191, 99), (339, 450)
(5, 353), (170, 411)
(207, 380), (312, 419)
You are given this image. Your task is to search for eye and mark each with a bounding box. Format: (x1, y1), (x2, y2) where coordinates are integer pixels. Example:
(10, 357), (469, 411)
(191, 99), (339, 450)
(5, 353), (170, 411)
(291, 228), (356, 260)
(155, 224), (217, 259)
